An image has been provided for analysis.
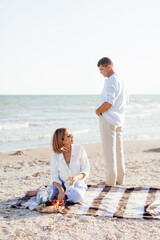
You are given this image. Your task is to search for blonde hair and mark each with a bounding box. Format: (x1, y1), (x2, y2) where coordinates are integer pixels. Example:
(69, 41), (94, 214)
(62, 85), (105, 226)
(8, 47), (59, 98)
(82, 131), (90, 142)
(52, 128), (68, 154)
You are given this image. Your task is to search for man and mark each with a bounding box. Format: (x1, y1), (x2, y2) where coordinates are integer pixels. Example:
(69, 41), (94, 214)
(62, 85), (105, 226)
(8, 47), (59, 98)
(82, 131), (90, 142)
(96, 57), (128, 186)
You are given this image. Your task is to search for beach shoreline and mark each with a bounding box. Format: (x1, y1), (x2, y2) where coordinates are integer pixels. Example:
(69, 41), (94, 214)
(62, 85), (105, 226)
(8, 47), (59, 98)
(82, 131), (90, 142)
(1, 94), (160, 153)
(0, 139), (160, 239)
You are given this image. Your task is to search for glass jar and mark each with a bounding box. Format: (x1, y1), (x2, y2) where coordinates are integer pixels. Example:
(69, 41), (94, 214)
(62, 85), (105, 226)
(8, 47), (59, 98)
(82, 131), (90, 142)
(39, 188), (48, 204)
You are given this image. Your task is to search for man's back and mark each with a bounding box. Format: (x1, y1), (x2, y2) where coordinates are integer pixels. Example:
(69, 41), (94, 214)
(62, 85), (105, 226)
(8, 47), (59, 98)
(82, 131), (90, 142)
(101, 73), (127, 127)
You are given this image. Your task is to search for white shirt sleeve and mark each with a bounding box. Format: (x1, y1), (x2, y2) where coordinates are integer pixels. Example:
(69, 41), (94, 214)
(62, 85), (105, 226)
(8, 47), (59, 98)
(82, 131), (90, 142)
(104, 79), (116, 105)
(79, 146), (90, 180)
(50, 154), (61, 185)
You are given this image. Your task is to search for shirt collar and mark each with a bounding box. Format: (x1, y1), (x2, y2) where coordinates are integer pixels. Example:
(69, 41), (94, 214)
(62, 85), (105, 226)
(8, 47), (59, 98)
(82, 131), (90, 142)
(71, 144), (76, 156)
(105, 73), (116, 81)
(57, 144), (75, 159)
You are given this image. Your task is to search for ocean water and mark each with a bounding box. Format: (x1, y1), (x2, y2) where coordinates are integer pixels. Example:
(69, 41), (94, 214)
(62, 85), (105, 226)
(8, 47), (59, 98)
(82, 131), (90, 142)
(0, 94), (160, 152)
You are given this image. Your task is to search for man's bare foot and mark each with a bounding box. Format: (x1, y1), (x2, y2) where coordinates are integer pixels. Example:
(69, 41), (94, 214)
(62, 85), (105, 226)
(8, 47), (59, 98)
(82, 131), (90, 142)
(25, 190), (38, 197)
(97, 181), (107, 186)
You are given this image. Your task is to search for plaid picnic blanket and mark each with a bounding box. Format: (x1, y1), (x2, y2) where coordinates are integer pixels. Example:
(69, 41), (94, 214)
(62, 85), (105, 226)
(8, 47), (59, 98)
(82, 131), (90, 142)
(11, 185), (160, 219)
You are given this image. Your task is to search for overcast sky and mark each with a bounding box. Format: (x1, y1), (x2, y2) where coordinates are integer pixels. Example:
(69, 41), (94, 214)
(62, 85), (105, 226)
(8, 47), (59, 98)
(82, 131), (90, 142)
(1, 0), (160, 95)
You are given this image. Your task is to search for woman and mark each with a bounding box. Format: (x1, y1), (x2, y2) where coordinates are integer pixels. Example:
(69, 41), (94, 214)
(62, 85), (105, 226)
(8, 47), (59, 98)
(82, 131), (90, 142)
(37, 128), (90, 204)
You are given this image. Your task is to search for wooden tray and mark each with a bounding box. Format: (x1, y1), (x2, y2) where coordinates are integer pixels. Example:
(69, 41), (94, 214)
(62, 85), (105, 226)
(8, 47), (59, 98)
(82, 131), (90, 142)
(36, 205), (65, 213)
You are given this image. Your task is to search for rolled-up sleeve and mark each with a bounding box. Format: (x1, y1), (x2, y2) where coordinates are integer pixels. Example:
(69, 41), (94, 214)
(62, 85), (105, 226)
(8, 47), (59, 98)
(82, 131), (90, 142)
(50, 154), (61, 185)
(104, 80), (116, 105)
(79, 146), (90, 180)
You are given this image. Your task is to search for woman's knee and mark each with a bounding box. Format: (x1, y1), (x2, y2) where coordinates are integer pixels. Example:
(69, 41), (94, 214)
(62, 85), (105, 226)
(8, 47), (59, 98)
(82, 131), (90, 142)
(74, 192), (84, 203)
(67, 188), (85, 203)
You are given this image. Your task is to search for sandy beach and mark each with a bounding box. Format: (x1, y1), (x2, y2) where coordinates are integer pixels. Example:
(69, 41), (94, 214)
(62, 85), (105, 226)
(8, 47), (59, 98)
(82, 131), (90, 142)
(0, 139), (160, 240)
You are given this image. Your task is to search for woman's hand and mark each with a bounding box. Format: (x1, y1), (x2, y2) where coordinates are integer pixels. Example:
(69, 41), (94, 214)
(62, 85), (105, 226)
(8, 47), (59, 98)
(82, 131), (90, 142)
(53, 182), (65, 201)
(57, 189), (65, 201)
(66, 173), (85, 186)
(67, 176), (78, 186)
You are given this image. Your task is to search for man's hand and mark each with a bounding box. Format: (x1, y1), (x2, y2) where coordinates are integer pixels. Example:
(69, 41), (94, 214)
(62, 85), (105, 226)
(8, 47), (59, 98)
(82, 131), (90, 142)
(95, 109), (102, 117)
(95, 102), (112, 117)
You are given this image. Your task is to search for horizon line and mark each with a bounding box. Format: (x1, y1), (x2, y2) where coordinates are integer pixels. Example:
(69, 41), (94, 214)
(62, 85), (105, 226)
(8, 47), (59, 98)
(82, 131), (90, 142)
(1, 93), (160, 96)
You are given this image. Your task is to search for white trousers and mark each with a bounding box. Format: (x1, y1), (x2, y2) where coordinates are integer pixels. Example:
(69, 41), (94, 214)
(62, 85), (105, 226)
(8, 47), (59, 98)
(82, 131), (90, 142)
(99, 116), (125, 186)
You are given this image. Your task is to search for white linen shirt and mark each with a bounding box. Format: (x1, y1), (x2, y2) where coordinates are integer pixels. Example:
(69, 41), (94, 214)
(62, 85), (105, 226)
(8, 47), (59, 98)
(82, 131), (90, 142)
(51, 144), (90, 185)
(101, 73), (128, 127)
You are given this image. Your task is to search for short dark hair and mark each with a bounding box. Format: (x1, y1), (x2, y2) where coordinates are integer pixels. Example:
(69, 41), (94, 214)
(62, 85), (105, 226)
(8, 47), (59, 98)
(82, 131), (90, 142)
(97, 57), (113, 67)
